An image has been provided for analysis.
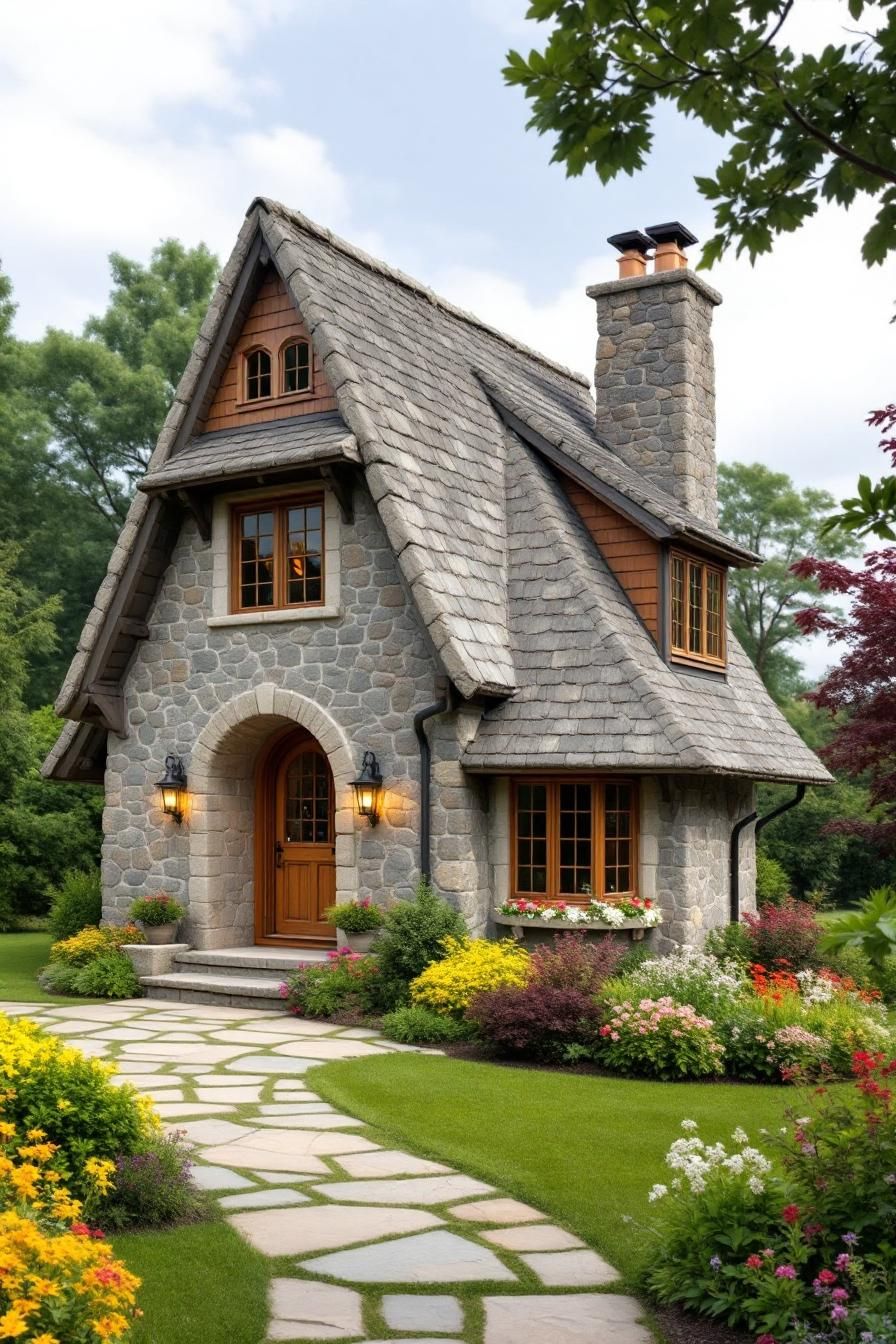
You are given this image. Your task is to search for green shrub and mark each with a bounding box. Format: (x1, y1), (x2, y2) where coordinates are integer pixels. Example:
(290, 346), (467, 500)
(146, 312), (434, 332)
(47, 867), (102, 940)
(597, 997), (725, 1079)
(704, 921), (754, 969)
(0, 1013), (156, 1199)
(373, 880), (466, 1008)
(613, 942), (654, 977)
(874, 953), (896, 1003)
(381, 1004), (474, 1044)
(101, 1131), (211, 1231)
(755, 851), (791, 906)
(820, 885), (896, 970)
(130, 892), (186, 925)
(281, 948), (381, 1019)
(821, 941), (876, 989)
(37, 960), (82, 995)
(326, 898), (385, 932)
(72, 950), (141, 999)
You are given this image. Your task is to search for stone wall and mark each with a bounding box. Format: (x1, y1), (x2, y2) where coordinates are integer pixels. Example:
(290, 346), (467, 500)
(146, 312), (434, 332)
(587, 269), (722, 525)
(101, 479), (492, 945)
(649, 774), (756, 953)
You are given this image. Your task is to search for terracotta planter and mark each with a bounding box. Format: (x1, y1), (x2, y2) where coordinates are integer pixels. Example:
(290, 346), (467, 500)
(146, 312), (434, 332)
(335, 928), (379, 954)
(141, 922), (180, 945)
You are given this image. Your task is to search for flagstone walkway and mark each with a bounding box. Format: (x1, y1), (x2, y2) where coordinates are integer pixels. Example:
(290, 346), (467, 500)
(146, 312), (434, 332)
(2, 998), (652, 1343)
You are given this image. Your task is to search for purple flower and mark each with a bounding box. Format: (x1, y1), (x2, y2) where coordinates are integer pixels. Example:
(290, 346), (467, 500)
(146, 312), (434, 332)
(831, 1305), (848, 1323)
(842, 1232), (859, 1246)
(775, 1264), (797, 1279)
(709, 1255), (722, 1271)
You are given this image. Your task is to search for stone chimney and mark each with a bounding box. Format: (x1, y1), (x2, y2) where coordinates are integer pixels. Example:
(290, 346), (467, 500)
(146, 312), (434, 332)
(587, 223), (722, 525)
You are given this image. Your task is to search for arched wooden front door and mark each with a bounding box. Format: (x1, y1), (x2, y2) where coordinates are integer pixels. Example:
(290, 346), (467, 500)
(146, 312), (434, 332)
(255, 729), (336, 945)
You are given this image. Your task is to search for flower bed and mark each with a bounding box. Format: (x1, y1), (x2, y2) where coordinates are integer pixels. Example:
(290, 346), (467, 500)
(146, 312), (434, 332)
(497, 896), (661, 927)
(646, 1050), (896, 1342)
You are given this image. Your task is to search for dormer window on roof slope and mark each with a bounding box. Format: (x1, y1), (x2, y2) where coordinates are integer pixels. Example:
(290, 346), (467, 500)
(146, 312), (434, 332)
(242, 341), (313, 404)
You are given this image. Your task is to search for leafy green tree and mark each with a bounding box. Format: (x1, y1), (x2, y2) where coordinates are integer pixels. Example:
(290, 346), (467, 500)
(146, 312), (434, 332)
(823, 403), (896, 541)
(28, 240), (218, 526)
(717, 462), (859, 700)
(505, 1), (896, 266)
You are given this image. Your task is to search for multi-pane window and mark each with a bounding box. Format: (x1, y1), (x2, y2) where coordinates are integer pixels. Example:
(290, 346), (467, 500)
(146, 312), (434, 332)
(669, 551), (726, 666)
(245, 348), (272, 401)
(282, 341), (311, 395)
(232, 497), (324, 612)
(513, 779), (638, 901)
(285, 749), (332, 843)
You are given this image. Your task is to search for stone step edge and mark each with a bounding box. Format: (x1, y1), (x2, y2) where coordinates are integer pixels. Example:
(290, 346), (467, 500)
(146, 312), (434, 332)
(173, 952), (325, 977)
(140, 972), (287, 999)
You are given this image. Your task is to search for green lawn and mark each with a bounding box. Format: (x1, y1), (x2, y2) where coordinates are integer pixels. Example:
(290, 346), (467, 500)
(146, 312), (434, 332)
(118, 1220), (270, 1344)
(315, 1053), (802, 1286)
(0, 931), (82, 1003)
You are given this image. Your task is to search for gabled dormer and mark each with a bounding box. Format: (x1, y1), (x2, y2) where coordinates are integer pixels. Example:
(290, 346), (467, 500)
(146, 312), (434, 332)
(200, 266), (336, 433)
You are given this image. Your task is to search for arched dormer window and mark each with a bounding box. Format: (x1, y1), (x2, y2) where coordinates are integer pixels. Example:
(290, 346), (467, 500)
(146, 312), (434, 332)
(282, 340), (311, 395)
(245, 348), (272, 401)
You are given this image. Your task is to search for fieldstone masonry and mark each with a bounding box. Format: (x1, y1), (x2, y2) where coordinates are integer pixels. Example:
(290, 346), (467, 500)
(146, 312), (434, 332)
(102, 481), (492, 945)
(588, 269), (722, 525)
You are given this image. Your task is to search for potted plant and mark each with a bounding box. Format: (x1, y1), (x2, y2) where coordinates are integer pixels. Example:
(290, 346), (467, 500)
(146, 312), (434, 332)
(326, 898), (385, 953)
(129, 892), (186, 945)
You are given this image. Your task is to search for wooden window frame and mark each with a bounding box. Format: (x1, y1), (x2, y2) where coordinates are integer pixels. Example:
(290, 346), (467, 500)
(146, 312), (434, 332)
(510, 777), (639, 903)
(668, 549), (727, 669)
(230, 494), (325, 615)
(243, 345), (274, 403)
(279, 338), (314, 398)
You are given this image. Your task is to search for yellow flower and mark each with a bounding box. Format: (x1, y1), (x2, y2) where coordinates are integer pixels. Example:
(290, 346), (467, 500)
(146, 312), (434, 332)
(410, 936), (531, 1014)
(25, 1128), (46, 1141)
(56, 1099), (72, 1112)
(91, 1313), (130, 1339)
(32, 1335), (60, 1344)
(0, 1307), (28, 1339)
(0, 1122), (15, 1140)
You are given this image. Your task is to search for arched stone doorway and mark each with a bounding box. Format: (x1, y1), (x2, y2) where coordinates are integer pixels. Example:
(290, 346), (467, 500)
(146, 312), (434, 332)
(186, 688), (357, 950)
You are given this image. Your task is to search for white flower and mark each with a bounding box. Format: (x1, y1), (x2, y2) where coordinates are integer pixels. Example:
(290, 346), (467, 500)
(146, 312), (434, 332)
(565, 907), (585, 923)
(724, 1155), (745, 1174)
(681, 1119), (699, 1132)
(796, 1117), (812, 1127)
(648, 1183), (668, 1202)
(732, 1127), (749, 1145)
(748, 1176), (765, 1195)
(539, 906), (558, 920)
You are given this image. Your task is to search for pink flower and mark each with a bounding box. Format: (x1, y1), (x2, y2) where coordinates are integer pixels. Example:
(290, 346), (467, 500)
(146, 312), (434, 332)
(757, 1336), (777, 1344)
(834, 1253), (850, 1271)
(831, 1306), (848, 1322)
(831, 1288), (849, 1303)
(775, 1265), (797, 1279)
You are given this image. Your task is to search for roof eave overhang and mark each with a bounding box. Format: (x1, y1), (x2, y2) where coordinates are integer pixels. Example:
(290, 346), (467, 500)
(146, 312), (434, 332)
(484, 393), (759, 569)
(461, 761), (833, 786)
(42, 720), (108, 784)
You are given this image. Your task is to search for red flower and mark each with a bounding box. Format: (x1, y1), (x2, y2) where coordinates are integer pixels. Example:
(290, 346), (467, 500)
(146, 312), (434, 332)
(745, 1254), (764, 1269)
(70, 1222), (90, 1237)
(818, 1269), (838, 1286)
(782, 1204), (800, 1224)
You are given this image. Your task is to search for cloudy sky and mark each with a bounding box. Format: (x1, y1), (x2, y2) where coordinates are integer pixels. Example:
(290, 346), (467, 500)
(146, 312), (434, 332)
(1, 0), (893, 671)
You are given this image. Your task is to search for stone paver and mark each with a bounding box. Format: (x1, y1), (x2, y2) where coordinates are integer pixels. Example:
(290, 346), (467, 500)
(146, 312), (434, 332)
(520, 1249), (618, 1286)
(482, 1224), (585, 1251)
(450, 1197), (545, 1224)
(311, 1175), (493, 1205)
(231, 1203), (443, 1255)
(218, 1188), (309, 1210)
(300, 1230), (517, 1283)
(382, 1293), (463, 1332)
(26, 999), (631, 1344)
(268, 1278), (363, 1340)
(482, 1293), (653, 1344)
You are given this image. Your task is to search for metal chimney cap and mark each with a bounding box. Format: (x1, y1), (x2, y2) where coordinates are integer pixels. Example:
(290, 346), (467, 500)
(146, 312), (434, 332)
(645, 221), (699, 248)
(606, 230), (654, 255)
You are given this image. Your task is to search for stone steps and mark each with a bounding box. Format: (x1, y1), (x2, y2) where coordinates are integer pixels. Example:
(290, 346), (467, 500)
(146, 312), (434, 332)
(138, 944), (333, 1008)
(140, 971), (290, 1009)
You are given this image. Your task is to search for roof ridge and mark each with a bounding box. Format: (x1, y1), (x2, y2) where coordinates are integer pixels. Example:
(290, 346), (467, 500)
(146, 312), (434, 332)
(251, 197), (592, 390)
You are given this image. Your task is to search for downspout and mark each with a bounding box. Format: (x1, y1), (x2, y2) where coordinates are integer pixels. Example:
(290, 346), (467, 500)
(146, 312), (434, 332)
(414, 695), (448, 883)
(729, 783), (807, 923)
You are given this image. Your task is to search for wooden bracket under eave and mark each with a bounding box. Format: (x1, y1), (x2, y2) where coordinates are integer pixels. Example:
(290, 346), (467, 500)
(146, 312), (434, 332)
(320, 464), (355, 523)
(86, 683), (127, 738)
(176, 489), (212, 542)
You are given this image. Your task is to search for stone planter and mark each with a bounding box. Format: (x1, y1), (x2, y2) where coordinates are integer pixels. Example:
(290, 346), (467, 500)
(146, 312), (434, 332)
(141, 922), (180, 946)
(335, 928), (379, 954)
(494, 913), (661, 947)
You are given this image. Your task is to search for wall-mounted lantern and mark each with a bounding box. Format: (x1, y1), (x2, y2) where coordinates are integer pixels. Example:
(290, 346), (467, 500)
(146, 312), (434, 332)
(156, 755), (188, 823)
(351, 751), (383, 827)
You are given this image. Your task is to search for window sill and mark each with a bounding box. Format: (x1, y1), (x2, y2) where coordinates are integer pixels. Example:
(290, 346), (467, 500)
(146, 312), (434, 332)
(235, 390), (315, 414)
(208, 605), (341, 628)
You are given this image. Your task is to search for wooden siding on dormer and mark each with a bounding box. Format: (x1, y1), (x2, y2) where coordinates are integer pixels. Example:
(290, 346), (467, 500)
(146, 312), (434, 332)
(200, 268), (337, 433)
(562, 479), (661, 641)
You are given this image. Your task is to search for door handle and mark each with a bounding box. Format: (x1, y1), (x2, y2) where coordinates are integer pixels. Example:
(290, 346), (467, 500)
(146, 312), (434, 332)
(274, 841), (284, 868)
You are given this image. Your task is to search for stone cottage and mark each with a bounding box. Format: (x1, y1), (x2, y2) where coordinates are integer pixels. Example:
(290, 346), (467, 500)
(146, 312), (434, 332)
(44, 201), (828, 997)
